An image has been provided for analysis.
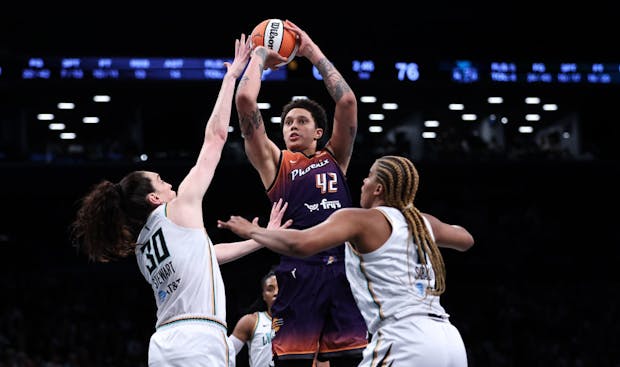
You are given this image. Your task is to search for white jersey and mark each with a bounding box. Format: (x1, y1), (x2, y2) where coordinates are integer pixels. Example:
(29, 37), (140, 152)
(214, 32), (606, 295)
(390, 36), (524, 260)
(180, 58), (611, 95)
(247, 311), (274, 367)
(345, 206), (466, 367)
(344, 205), (447, 334)
(136, 204), (227, 330)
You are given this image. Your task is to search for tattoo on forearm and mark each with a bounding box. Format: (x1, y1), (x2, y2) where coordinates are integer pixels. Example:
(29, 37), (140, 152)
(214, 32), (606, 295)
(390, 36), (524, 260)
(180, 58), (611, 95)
(349, 126), (357, 139)
(239, 108), (263, 139)
(238, 75), (249, 88)
(254, 48), (267, 77)
(317, 58), (351, 102)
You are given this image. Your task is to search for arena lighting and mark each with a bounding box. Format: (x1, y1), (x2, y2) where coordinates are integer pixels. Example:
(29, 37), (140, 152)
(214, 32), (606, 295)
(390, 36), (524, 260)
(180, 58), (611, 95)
(449, 103), (465, 110)
(525, 114), (540, 121)
(257, 102), (271, 109)
(543, 104), (558, 111)
(60, 132), (76, 139)
(270, 117), (281, 123)
(82, 117), (99, 124)
(57, 102), (75, 109)
(422, 131), (437, 139)
(381, 103), (398, 110)
(488, 97), (503, 104)
(424, 120), (440, 127)
(525, 97), (540, 104)
(37, 113), (54, 120)
(93, 95), (111, 102)
(518, 126), (534, 133)
(462, 114), (477, 121)
(360, 96), (377, 103)
(48, 123), (65, 130)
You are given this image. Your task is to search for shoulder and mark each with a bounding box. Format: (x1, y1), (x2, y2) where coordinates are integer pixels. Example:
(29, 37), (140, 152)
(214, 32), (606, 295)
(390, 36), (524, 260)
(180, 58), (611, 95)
(319, 147), (335, 158)
(233, 312), (259, 335)
(231, 312), (260, 340)
(329, 207), (380, 224)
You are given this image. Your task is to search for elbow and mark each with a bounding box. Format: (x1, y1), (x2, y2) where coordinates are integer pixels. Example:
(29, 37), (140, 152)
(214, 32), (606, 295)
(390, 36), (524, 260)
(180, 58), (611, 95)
(460, 234), (475, 252)
(235, 92), (254, 110)
(338, 92), (357, 110)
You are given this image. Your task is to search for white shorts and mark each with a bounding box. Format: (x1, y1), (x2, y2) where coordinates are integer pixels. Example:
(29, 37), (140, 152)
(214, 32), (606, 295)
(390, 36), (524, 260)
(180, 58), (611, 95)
(148, 320), (235, 367)
(361, 315), (467, 367)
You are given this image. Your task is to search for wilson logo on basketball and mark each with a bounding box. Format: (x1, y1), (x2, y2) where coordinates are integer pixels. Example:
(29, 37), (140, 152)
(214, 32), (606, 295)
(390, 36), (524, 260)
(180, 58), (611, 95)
(267, 21), (281, 50)
(250, 18), (299, 67)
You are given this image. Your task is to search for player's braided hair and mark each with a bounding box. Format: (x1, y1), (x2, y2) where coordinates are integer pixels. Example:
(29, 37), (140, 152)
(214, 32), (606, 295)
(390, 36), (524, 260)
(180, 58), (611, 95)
(374, 155), (446, 296)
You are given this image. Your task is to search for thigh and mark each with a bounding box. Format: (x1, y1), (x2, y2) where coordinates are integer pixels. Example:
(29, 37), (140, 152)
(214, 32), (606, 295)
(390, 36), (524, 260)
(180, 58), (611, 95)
(410, 319), (467, 367)
(360, 318), (466, 367)
(149, 323), (231, 367)
(443, 322), (467, 367)
(318, 264), (368, 357)
(272, 263), (326, 359)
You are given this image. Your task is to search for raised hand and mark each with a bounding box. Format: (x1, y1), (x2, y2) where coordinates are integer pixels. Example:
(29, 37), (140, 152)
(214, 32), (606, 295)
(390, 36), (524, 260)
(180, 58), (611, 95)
(217, 215), (256, 239)
(267, 198), (293, 230)
(224, 33), (252, 79)
(252, 46), (288, 71)
(217, 199), (291, 239)
(283, 20), (314, 59)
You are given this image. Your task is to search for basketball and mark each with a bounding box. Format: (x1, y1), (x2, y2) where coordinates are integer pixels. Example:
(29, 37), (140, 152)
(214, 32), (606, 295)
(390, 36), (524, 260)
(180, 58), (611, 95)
(251, 19), (299, 66)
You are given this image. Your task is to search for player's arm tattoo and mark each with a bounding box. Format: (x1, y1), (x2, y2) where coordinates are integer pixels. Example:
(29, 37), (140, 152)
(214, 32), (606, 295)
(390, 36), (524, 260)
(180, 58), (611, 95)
(237, 48), (267, 139)
(239, 108), (263, 139)
(253, 47), (268, 75)
(316, 58), (352, 102)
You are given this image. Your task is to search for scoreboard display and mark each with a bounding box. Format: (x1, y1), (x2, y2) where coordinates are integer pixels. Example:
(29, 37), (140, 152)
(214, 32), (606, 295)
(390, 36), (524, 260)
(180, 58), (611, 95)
(2, 56), (619, 85)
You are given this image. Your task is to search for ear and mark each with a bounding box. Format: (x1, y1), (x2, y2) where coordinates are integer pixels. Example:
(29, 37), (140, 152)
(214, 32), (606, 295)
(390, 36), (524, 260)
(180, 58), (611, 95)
(374, 183), (384, 197)
(147, 192), (163, 206)
(314, 128), (324, 140)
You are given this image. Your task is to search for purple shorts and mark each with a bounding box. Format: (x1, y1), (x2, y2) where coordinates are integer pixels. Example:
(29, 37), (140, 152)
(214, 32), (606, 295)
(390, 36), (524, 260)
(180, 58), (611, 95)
(271, 256), (368, 360)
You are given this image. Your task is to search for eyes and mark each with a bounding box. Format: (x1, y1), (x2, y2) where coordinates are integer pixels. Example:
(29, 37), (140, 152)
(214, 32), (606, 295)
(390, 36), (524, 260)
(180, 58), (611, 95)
(284, 118), (309, 126)
(264, 285), (277, 293)
(156, 175), (169, 186)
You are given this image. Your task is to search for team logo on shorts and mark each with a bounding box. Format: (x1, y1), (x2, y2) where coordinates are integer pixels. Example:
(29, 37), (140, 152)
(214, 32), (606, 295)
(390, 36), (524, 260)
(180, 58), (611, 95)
(272, 317), (284, 334)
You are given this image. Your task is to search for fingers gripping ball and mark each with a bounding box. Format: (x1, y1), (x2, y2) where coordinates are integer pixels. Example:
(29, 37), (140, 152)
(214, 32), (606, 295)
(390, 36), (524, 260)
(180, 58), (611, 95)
(251, 19), (299, 66)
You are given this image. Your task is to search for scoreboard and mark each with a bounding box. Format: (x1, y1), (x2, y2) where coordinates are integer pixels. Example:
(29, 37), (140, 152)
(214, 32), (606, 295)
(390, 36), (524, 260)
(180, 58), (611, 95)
(2, 56), (619, 85)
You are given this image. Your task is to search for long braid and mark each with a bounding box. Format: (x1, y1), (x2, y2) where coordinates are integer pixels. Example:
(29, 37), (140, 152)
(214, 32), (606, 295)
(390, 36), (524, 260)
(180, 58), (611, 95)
(375, 156), (446, 296)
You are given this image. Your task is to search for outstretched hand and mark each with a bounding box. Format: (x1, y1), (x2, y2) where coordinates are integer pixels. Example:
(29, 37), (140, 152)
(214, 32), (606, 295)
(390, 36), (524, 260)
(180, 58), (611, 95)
(266, 198), (293, 230)
(218, 198), (292, 239)
(224, 33), (252, 79)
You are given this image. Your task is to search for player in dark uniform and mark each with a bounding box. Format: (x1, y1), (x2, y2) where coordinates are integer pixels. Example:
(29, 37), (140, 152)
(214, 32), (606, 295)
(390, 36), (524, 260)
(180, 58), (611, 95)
(235, 20), (367, 367)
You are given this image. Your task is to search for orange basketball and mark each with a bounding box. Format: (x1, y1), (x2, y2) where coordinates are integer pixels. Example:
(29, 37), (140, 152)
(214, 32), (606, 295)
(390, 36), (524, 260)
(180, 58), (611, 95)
(251, 19), (299, 66)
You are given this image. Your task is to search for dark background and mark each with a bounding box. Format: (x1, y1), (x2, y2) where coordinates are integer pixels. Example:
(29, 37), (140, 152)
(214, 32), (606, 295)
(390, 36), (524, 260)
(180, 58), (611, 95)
(1, 3), (619, 366)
